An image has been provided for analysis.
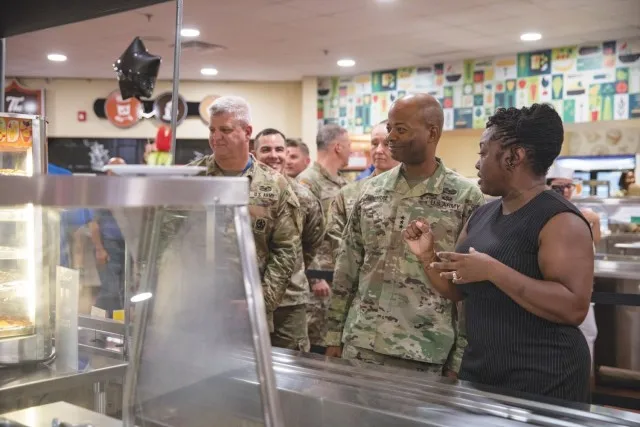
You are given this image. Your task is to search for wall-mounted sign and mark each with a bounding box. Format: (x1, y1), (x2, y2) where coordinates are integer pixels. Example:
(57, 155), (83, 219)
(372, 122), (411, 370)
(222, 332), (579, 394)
(104, 90), (143, 128)
(199, 95), (220, 124)
(153, 92), (188, 126)
(94, 91), (208, 128)
(3, 81), (45, 116)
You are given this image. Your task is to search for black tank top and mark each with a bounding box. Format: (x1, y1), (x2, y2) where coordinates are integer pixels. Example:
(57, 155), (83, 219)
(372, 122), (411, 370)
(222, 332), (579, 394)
(456, 190), (591, 403)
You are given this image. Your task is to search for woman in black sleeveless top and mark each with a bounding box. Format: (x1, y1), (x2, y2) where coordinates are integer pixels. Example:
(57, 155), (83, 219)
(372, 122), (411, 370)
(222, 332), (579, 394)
(402, 104), (593, 403)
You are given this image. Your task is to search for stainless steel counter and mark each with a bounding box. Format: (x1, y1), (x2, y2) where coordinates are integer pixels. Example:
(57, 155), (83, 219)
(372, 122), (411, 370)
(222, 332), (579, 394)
(2, 401), (121, 427)
(594, 255), (640, 282)
(0, 351), (126, 407)
(127, 348), (640, 427)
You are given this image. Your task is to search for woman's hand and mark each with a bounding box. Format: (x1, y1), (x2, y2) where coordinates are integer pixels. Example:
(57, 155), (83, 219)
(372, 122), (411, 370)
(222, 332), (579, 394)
(402, 219), (437, 263)
(432, 248), (497, 284)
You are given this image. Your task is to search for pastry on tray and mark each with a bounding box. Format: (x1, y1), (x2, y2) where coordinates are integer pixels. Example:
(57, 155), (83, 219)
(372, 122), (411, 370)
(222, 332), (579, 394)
(0, 169), (26, 176)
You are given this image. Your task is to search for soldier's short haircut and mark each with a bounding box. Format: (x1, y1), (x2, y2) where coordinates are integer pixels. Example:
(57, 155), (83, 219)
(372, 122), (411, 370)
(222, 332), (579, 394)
(254, 128), (286, 151)
(209, 95), (252, 125)
(316, 124), (348, 152)
(285, 139), (310, 157)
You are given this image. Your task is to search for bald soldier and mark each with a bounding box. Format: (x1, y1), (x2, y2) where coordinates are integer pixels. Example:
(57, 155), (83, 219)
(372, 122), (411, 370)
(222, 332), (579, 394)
(325, 94), (484, 377)
(297, 124), (351, 353)
(326, 120), (399, 260)
(254, 128), (325, 351)
(189, 96), (301, 331)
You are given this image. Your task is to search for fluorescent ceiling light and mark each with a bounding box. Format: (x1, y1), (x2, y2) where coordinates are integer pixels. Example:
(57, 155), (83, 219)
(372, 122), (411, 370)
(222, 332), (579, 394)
(520, 32), (542, 42)
(47, 53), (67, 62)
(131, 292), (153, 303)
(181, 28), (200, 37)
(337, 58), (356, 67)
(201, 67), (219, 76)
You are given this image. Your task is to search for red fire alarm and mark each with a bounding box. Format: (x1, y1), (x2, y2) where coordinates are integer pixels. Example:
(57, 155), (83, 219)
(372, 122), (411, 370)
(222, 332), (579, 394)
(77, 111), (87, 122)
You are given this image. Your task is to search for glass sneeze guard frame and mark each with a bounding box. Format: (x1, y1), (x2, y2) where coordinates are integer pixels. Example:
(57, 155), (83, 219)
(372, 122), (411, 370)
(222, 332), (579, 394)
(0, 175), (284, 427)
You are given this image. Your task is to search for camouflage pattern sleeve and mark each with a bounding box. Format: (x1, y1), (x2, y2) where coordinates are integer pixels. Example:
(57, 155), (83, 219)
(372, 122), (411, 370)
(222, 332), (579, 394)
(301, 192), (325, 269)
(262, 183), (301, 312)
(326, 191), (347, 263)
(325, 198), (364, 347)
(297, 176), (321, 201)
(443, 302), (466, 373)
(445, 187), (483, 373)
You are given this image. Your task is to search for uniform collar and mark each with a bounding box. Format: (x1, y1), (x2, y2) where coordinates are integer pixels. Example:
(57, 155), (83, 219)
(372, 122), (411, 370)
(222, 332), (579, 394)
(206, 153), (257, 178)
(382, 158), (446, 197)
(313, 162), (346, 186)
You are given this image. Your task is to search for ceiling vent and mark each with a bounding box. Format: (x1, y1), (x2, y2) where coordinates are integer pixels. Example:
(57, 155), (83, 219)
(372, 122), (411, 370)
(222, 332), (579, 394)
(140, 35), (166, 43)
(172, 41), (228, 52)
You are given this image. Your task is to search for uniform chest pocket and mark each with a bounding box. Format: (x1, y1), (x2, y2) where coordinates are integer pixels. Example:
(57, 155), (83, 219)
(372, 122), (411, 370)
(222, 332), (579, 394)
(418, 214), (461, 252)
(359, 199), (394, 247)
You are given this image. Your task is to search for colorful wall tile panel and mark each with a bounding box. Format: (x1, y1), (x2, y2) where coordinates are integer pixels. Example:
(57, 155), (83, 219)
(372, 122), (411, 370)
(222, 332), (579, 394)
(317, 39), (640, 135)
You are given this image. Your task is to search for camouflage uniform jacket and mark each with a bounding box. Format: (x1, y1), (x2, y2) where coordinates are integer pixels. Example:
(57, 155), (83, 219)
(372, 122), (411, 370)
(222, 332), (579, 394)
(326, 171), (383, 261)
(281, 177), (325, 306)
(189, 154), (302, 313)
(325, 160), (484, 371)
(297, 162), (347, 273)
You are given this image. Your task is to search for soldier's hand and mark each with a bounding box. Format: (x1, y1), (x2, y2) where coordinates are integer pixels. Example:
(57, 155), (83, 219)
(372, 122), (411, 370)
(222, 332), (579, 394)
(402, 220), (436, 262)
(325, 346), (342, 358)
(312, 279), (331, 298)
(443, 369), (458, 380)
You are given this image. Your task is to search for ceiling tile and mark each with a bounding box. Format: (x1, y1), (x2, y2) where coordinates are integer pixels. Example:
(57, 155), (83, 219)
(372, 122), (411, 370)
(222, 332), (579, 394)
(6, 0), (640, 81)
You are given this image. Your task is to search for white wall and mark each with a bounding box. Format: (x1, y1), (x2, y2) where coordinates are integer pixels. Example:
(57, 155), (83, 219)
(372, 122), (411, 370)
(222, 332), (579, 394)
(9, 78), (303, 141)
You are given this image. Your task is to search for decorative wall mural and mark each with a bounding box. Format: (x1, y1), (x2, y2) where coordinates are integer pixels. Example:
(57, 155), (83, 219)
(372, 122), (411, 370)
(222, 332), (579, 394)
(318, 39), (640, 135)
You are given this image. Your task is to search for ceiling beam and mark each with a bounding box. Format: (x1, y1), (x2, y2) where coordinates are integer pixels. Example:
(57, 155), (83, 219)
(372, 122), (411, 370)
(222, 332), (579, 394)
(0, 0), (173, 38)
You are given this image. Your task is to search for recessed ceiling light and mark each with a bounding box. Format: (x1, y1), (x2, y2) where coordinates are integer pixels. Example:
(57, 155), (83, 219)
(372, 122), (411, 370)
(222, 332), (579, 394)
(520, 32), (542, 42)
(201, 67), (219, 76)
(337, 58), (356, 67)
(181, 28), (200, 37)
(131, 292), (153, 303)
(47, 53), (67, 62)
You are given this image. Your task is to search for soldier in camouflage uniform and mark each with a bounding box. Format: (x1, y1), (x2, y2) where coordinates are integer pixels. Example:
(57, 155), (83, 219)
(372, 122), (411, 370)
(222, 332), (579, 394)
(297, 124), (351, 352)
(325, 94), (484, 376)
(327, 120), (399, 260)
(253, 128), (325, 352)
(188, 96), (301, 333)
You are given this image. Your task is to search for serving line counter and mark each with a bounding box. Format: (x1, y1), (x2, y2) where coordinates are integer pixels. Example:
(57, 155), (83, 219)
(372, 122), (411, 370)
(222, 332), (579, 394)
(0, 176), (639, 426)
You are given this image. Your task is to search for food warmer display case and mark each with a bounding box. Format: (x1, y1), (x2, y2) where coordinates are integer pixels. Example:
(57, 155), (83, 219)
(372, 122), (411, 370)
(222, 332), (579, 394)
(0, 113), (50, 365)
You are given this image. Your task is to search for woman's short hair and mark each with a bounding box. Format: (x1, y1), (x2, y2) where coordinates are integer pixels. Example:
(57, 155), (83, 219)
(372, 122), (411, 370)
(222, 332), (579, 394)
(486, 104), (564, 176)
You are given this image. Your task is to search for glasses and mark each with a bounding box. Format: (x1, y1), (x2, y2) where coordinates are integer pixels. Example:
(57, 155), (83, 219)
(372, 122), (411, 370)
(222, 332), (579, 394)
(551, 183), (576, 194)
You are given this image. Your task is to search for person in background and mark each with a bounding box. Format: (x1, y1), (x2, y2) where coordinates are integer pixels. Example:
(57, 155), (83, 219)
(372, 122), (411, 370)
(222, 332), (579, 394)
(615, 170), (635, 197)
(547, 164), (598, 376)
(188, 96), (302, 332)
(90, 157), (126, 315)
(355, 163), (375, 181)
(408, 104), (593, 402)
(284, 139), (311, 178)
(254, 128), (325, 351)
(297, 124), (351, 354)
(47, 163), (93, 268)
(326, 94), (483, 377)
(326, 120), (399, 259)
